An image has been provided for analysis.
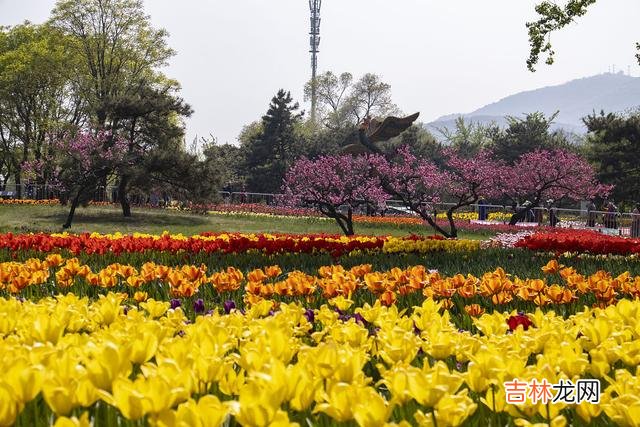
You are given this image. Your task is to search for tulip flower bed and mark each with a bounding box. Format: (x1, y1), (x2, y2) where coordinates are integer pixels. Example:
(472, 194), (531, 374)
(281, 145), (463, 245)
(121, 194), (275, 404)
(208, 206), (533, 235)
(4, 229), (640, 426)
(0, 198), (61, 206)
(0, 231), (479, 258)
(0, 255), (635, 316)
(515, 229), (640, 255)
(0, 198), (111, 206)
(2, 291), (640, 427)
(210, 204), (513, 223)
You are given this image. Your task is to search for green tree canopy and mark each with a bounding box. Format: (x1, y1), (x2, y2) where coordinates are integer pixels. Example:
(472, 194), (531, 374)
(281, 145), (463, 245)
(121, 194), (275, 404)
(526, 1), (639, 71)
(584, 110), (640, 204)
(242, 90), (305, 193)
(0, 22), (81, 196)
(50, 0), (174, 127)
(490, 112), (572, 164)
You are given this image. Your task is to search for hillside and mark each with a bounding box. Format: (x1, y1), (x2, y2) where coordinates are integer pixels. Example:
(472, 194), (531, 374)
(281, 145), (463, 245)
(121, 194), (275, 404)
(427, 72), (640, 135)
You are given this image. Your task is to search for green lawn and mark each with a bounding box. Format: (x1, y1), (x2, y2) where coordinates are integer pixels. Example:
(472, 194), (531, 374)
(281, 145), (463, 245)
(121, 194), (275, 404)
(1, 204), (492, 239)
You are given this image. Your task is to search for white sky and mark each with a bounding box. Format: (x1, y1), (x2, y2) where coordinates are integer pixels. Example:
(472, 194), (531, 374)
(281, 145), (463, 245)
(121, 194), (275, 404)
(1, 0), (639, 144)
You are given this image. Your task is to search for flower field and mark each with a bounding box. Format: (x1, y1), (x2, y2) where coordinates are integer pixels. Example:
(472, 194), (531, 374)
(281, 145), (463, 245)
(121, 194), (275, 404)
(0, 232), (478, 257)
(516, 229), (640, 255)
(2, 229), (640, 426)
(3, 292), (640, 426)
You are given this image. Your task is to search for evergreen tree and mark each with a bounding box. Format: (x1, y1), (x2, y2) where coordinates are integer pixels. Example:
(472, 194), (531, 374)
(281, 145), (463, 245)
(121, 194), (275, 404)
(243, 90), (304, 193)
(584, 111), (640, 204)
(490, 112), (572, 164)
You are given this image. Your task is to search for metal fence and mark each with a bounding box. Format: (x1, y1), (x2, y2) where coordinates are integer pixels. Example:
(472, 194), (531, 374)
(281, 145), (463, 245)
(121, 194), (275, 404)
(2, 184), (639, 236)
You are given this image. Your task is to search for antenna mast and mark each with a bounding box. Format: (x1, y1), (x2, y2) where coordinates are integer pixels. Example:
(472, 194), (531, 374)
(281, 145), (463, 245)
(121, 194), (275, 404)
(309, 0), (322, 123)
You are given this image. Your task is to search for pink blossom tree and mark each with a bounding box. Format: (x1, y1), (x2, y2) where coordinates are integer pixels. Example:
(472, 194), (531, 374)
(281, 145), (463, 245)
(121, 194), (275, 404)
(282, 154), (389, 235)
(505, 149), (612, 225)
(372, 147), (452, 236)
(25, 131), (130, 228)
(439, 148), (508, 236)
(372, 146), (508, 238)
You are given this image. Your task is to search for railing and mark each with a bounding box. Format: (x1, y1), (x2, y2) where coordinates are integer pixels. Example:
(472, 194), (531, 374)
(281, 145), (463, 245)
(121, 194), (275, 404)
(3, 184), (639, 237)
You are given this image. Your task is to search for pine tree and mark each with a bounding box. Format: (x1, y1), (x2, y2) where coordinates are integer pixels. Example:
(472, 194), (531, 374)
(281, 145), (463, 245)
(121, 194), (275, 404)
(244, 90), (304, 193)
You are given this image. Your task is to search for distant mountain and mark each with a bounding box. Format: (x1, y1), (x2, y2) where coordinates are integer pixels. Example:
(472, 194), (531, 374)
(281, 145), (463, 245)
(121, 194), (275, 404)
(427, 72), (640, 137)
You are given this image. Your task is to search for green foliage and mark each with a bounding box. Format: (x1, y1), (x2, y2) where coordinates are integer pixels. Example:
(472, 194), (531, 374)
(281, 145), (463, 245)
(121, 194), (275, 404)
(0, 23), (81, 195)
(110, 81), (195, 215)
(304, 71), (398, 132)
(526, 0), (639, 71)
(343, 73), (398, 124)
(489, 112), (572, 164)
(50, 0), (175, 126)
(202, 140), (245, 192)
(380, 124), (444, 164)
(437, 117), (493, 156)
(46, 0), (210, 215)
(304, 71), (353, 129)
(584, 110), (640, 204)
(242, 90), (305, 193)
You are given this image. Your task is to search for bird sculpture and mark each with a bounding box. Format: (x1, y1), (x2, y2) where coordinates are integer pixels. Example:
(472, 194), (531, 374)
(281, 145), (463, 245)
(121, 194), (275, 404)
(341, 112), (420, 155)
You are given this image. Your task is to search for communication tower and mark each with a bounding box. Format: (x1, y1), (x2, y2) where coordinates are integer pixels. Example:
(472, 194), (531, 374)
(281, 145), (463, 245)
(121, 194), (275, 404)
(309, 0), (322, 123)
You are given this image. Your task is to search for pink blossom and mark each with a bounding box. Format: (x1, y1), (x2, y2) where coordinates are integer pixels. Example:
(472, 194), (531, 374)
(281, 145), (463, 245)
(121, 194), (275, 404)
(283, 154), (389, 209)
(505, 149), (612, 203)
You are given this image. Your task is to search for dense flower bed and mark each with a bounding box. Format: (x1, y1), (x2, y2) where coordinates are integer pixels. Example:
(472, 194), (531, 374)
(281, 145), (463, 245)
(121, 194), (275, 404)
(0, 198), (60, 206)
(0, 232), (479, 257)
(516, 229), (640, 255)
(0, 198), (111, 206)
(1, 293), (638, 426)
(210, 204), (513, 223)
(1, 256), (630, 312)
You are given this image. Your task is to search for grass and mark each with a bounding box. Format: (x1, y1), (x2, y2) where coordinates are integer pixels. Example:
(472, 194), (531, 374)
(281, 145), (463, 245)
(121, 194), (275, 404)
(1, 204), (492, 239)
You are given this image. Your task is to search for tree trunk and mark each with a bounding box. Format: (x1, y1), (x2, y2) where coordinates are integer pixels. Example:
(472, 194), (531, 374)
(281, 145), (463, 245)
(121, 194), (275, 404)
(422, 214), (453, 238)
(446, 208), (459, 238)
(14, 172), (21, 199)
(345, 208), (354, 235)
(509, 208), (529, 226)
(334, 213), (354, 236)
(63, 189), (84, 229)
(118, 176), (131, 217)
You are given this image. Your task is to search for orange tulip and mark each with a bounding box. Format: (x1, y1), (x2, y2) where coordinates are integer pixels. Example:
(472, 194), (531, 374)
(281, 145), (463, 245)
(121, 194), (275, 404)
(247, 269), (267, 283)
(542, 259), (563, 274)
(133, 291), (148, 302)
(464, 304), (485, 317)
(379, 290), (396, 307)
(546, 285), (575, 304)
(480, 278), (503, 296)
(265, 265), (282, 278)
(491, 291), (512, 305)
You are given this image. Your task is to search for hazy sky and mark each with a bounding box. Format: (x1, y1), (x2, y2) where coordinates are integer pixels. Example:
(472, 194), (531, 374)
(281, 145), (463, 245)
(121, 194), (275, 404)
(1, 0), (639, 144)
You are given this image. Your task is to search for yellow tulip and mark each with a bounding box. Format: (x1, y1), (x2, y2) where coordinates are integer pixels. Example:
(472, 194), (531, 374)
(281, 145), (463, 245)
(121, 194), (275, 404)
(575, 401), (603, 424)
(130, 324), (160, 364)
(603, 395), (640, 427)
(0, 383), (20, 427)
(32, 312), (67, 344)
(110, 378), (151, 420)
(286, 364), (321, 412)
(432, 389), (477, 427)
(314, 382), (357, 422)
(3, 360), (43, 403)
(328, 295), (354, 311)
(140, 299), (170, 319)
(377, 327), (421, 366)
(42, 384), (76, 416)
(92, 293), (124, 325)
(53, 412), (91, 427)
(352, 386), (391, 427)
(230, 382), (283, 427)
(85, 341), (131, 391)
